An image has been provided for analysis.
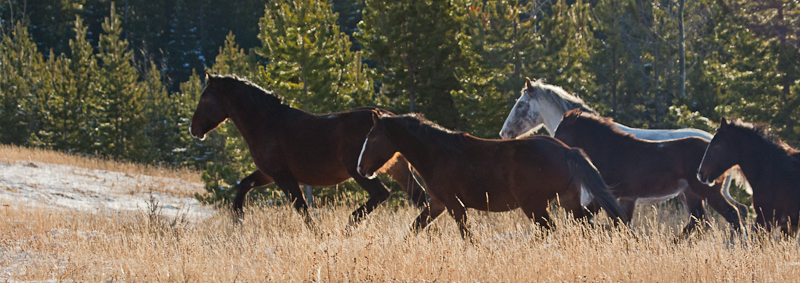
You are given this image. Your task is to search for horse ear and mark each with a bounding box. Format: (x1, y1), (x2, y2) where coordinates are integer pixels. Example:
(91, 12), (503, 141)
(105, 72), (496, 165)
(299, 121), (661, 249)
(205, 72), (214, 86)
(719, 117), (728, 129)
(371, 110), (381, 125)
(525, 77), (535, 92)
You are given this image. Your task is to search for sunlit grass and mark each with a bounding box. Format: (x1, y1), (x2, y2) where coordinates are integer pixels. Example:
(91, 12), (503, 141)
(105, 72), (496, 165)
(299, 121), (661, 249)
(1, 200), (798, 281)
(1, 145), (798, 281)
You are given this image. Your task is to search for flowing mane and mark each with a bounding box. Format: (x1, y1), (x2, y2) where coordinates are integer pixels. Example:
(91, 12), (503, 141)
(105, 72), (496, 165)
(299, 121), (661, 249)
(560, 109), (635, 140)
(384, 113), (473, 153)
(525, 80), (597, 114)
(208, 74), (287, 112)
(726, 119), (800, 172)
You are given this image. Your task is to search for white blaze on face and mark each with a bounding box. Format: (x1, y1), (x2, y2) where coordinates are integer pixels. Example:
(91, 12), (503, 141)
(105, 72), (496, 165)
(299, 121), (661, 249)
(697, 147), (716, 186)
(357, 137), (375, 178)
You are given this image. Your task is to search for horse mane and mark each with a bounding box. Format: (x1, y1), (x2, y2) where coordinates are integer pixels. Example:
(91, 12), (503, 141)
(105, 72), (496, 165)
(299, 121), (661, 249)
(725, 118), (800, 171)
(525, 80), (597, 114)
(208, 74), (286, 111)
(561, 109), (635, 140)
(385, 113), (472, 153)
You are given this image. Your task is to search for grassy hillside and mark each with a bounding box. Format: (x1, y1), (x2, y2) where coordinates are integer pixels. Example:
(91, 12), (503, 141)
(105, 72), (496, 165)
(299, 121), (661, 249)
(1, 146), (799, 281)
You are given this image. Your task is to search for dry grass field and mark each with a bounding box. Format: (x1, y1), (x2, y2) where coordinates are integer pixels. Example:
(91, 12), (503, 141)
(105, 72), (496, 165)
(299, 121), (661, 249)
(2, 145), (800, 282)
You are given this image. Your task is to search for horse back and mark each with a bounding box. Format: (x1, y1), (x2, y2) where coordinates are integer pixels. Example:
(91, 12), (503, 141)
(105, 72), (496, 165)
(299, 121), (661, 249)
(264, 107), (385, 184)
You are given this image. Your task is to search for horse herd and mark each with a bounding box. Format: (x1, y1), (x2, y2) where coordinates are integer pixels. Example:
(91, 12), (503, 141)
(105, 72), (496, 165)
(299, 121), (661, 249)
(189, 74), (800, 240)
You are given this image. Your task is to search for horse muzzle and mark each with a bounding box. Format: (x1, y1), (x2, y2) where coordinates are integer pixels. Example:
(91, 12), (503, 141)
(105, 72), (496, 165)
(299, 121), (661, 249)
(696, 172), (715, 186)
(189, 125), (206, 141)
(499, 129), (515, 140)
(356, 166), (377, 179)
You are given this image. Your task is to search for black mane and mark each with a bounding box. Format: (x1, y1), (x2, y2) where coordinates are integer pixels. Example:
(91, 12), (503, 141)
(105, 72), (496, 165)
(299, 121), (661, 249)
(561, 110), (636, 140)
(726, 119), (799, 172)
(384, 113), (472, 153)
(208, 74), (286, 111)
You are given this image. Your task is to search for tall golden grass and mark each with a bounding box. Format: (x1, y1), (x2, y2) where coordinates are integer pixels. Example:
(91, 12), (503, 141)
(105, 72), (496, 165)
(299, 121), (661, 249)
(2, 201), (799, 281)
(1, 145), (799, 281)
(0, 144), (200, 183)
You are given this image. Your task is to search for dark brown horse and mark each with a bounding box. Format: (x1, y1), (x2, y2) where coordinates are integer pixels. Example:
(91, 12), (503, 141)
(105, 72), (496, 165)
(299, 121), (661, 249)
(189, 74), (427, 226)
(554, 109), (744, 238)
(356, 112), (626, 239)
(698, 118), (800, 236)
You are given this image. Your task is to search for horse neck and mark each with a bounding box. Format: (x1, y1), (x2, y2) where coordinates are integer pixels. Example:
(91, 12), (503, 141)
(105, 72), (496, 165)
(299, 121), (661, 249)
(385, 123), (441, 176)
(574, 122), (632, 157)
(536, 97), (568, 136)
(731, 136), (774, 185)
(221, 88), (301, 149)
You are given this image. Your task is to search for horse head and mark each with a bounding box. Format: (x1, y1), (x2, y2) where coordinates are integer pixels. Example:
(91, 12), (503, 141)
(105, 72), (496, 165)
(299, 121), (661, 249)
(500, 77), (545, 139)
(697, 117), (738, 185)
(357, 111), (401, 179)
(189, 73), (229, 140)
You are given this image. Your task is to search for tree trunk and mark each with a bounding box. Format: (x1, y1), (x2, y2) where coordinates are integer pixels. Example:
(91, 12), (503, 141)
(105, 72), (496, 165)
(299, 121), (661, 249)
(777, 5), (796, 136)
(513, 18), (520, 80)
(611, 48), (619, 113)
(678, 0), (686, 98)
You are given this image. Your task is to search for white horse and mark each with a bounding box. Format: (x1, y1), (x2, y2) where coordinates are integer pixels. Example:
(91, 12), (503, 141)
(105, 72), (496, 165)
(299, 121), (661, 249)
(499, 78), (750, 218)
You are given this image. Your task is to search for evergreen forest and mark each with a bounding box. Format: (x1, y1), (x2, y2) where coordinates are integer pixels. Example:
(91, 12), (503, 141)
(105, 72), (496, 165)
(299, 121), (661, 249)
(1, 0), (797, 205)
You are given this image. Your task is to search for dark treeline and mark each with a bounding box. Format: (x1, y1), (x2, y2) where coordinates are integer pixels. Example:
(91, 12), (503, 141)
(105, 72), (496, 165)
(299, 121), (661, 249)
(1, 0), (797, 205)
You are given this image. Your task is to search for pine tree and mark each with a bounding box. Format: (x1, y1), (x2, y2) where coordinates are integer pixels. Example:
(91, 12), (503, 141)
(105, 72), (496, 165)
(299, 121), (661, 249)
(357, 0), (469, 129)
(29, 49), (71, 149)
(66, 16), (99, 153)
(94, 2), (149, 161)
(0, 23), (44, 145)
(712, 0), (800, 144)
(533, 0), (596, 96)
(29, 16), (99, 152)
(258, 0), (371, 113)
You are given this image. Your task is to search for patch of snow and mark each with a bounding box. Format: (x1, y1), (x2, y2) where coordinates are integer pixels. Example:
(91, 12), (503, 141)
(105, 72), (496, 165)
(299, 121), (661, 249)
(0, 161), (212, 219)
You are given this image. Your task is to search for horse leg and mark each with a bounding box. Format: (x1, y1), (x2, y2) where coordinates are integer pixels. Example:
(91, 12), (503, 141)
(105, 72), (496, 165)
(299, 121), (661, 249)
(754, 204), (776, 233)
(522, 201), (552, 230)
(583, 198), (634, 227)
(232, 170), (275, 215)
(777, 214), (797, 238)
(274, 178), (314, 229)
(721, 171), (749, 221)
(411, 199), (447, 233)
(692, 183), (743, 232)
(618, 199), (637, 226)
(678, 192), (708, 240)
(349, 176), (391, 225)
(447, 205), (473, 241)
(384, 155), (428, 208)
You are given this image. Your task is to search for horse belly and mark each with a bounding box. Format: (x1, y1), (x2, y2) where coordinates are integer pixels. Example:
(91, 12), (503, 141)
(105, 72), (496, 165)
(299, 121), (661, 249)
(634, 179), (688, 205)
(291, 165), (352, 187)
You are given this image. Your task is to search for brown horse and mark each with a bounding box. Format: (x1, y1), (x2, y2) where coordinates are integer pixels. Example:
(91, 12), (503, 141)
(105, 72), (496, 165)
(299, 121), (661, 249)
(189, 74), (427, 226)
(698, 118), (800, 236)
(554, 109), (744, 238)
(356, 112), (626, 240)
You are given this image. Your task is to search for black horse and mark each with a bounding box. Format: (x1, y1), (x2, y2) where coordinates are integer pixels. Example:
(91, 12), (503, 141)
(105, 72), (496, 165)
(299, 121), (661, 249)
(189, 74), (426, 227)
(698, 118), (800, 236)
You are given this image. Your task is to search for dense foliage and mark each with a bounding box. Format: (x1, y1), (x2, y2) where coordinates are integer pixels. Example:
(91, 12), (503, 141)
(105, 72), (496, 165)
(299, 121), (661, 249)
(1, 0), (797, 206)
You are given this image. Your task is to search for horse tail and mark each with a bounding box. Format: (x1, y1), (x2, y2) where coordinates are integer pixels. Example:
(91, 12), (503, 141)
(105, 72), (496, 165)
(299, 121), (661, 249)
(564, 148), (628, 223)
